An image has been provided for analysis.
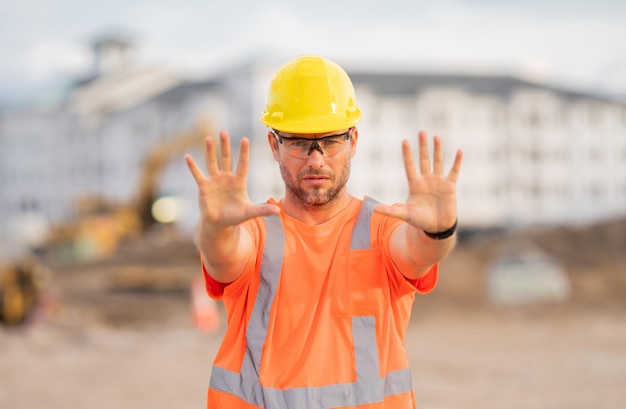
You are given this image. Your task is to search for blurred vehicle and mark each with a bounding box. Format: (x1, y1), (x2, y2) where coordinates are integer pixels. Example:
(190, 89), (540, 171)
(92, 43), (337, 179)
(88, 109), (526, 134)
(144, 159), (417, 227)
(0, 244), (50, 326)
(46, 119), (211, 261)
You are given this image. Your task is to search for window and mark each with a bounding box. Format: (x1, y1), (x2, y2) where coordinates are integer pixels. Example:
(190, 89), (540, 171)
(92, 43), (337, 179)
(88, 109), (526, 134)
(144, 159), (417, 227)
(369, 148), (383, 163)
(588, 184), (603, 198)
(526, 112), (543, 128)
(431, 112), (449, 128)
(589, 149), (603, 163)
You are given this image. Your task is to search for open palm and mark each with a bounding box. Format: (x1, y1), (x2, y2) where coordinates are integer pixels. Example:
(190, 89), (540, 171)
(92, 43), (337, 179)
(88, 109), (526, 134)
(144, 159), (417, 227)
(374, 131), (462, 233)
(185, 131), (279, 230)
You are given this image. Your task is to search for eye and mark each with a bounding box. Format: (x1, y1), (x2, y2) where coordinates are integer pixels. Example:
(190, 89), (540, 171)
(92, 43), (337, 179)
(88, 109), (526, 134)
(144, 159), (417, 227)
(283, 138), (309, 148)
(291, 139), (310, 148)
(321, 137), (342, 146)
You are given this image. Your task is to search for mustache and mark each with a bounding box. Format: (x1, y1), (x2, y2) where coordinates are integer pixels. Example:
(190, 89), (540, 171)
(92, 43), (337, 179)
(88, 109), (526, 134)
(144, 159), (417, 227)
(299, 169), (333, 178)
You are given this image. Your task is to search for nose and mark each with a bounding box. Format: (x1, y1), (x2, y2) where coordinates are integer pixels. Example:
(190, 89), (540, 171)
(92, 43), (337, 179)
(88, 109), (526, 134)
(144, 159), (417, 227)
(305, 145), (325, 168)
(306, 140), (325, 156)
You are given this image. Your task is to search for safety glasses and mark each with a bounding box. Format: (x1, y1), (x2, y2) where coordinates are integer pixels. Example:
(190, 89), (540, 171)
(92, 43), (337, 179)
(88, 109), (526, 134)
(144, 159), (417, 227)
(273, 128), (353, 158)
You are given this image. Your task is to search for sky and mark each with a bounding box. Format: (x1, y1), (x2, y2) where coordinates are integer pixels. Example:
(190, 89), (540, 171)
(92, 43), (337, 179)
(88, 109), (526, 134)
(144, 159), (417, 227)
(1, 0), (626, 106)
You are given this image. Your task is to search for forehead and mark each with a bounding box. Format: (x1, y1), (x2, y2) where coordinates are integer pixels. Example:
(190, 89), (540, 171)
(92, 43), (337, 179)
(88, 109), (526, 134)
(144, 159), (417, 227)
(275, 128), (350, 139)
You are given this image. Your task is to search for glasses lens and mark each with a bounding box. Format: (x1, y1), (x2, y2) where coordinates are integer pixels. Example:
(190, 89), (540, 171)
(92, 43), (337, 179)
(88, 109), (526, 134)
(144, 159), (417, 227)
(282, 138), (311, 157)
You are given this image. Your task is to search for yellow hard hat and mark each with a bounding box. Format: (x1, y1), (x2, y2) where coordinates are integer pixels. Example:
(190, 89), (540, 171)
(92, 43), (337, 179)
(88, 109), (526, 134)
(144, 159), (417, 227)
(260, 55), (362, 133)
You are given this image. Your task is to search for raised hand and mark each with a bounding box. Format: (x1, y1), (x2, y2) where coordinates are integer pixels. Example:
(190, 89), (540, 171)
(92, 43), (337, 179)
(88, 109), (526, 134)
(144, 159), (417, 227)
(374, 130), (462, 233)
(185, 131), (280, 232)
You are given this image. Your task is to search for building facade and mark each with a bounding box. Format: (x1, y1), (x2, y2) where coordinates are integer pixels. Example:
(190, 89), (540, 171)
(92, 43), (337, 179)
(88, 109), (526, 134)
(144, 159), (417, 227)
(2, 57), (626, 245)
(344, 73), (626, 229)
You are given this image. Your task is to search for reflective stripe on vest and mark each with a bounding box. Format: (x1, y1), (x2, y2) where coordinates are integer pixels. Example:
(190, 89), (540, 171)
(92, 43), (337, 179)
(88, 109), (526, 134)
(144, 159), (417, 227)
(209, 197), (413, 408)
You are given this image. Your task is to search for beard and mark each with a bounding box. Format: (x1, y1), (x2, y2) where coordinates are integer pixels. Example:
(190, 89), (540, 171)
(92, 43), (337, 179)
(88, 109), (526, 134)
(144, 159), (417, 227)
(279, 160), (351, 208)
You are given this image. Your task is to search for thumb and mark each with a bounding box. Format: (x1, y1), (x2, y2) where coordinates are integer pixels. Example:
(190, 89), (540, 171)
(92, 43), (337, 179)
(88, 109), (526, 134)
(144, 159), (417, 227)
(246, 203), (281, 219)
(373, 204), (410, 222)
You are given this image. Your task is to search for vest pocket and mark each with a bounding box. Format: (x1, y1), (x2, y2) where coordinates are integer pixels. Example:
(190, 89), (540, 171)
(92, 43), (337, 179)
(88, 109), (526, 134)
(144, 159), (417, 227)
(332, 249), (390, 317)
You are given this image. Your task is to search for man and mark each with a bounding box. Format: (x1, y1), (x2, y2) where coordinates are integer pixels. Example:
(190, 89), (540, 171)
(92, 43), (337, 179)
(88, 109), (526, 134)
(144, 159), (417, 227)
(185, 55), (463, 409)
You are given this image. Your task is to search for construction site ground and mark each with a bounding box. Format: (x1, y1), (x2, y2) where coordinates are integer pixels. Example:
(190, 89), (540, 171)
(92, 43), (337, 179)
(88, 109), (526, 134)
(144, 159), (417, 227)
(1, 220), (625, 409)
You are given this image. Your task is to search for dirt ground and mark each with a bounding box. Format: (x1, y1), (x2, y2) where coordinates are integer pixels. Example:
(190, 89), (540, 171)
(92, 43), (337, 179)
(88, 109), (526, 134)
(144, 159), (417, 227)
(1, 222), (625, 409)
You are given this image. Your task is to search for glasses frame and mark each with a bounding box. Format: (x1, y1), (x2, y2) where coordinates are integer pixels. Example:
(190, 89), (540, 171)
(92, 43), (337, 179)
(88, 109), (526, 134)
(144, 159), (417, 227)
(272, 128), (353, 158)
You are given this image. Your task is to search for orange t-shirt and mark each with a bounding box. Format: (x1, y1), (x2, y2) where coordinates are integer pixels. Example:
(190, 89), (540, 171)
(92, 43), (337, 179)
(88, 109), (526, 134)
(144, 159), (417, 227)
(203, 197), (438, 408)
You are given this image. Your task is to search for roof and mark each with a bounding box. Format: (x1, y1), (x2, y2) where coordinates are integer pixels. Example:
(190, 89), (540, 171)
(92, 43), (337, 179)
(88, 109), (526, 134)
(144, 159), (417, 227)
(347, 71), (623, 103)
(66, 66), (183, 119)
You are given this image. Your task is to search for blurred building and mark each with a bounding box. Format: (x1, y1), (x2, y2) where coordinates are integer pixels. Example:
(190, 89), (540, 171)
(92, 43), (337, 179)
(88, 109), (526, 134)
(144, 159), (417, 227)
(1, 51), (626, 244)
(346, 73), (626, 230)
(0, 37), (238, 244)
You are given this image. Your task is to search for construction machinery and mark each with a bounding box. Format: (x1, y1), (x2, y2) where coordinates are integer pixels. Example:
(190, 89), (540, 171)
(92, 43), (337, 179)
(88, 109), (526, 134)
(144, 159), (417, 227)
(133, 119), (211, 230)
(1, 120), (213, 326)
(0, 244), (50, 326)
(46, 119), (212, 261)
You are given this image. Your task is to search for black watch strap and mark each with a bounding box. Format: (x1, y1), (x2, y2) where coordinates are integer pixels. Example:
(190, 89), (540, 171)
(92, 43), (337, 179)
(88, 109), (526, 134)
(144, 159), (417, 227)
(424, 219), (458, 240)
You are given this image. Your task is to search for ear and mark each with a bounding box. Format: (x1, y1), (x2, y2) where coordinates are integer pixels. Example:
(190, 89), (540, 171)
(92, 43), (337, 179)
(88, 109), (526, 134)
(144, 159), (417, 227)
(267, 131), (279, 161)
(350, 128), (359, 158)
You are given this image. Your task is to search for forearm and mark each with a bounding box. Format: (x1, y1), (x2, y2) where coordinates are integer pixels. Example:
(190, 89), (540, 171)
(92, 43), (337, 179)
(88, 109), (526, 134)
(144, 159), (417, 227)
(194, 220), (253, 283)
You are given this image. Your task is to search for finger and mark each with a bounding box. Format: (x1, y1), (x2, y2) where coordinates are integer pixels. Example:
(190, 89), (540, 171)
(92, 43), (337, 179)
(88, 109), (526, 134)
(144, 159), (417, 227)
(184, 154), (206, 184)
(219, 131), (232, 172)
(418, 130), (431, 175)
(372, 204), (409, 222)
(245, 203), (281, 219)
(204, 137), (220, 176)
(433, 135), (444, 176)
(402, 140), (418, 182)
(447, 149), (464, 183)
(235, 137), (250, 178)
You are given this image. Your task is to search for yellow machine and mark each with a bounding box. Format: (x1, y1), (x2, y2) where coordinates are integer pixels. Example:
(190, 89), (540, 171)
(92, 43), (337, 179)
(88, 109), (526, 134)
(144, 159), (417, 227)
(0, 120), (213, 326)
(46, 119), (212, 260)
(0, 248), (49, 326)
(133, 119), (212, 231)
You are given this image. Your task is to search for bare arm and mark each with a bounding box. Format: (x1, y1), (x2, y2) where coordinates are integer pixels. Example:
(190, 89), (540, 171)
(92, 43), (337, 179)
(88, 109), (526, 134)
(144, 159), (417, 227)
(185, 131), (280, 283)
(374, 131), (463, 279)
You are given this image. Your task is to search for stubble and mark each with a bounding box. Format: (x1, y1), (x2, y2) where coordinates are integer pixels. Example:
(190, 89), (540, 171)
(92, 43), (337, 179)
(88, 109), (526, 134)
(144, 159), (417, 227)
(279, 160), (351, 208)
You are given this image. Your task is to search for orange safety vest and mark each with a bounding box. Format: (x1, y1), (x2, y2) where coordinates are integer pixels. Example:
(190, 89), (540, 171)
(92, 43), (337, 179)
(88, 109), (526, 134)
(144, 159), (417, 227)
(204, 197), (438, 408)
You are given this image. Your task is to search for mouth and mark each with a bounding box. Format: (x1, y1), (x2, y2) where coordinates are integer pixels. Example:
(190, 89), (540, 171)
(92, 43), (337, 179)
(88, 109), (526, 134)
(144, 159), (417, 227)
(302, 174), (330, 186)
